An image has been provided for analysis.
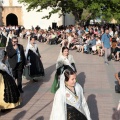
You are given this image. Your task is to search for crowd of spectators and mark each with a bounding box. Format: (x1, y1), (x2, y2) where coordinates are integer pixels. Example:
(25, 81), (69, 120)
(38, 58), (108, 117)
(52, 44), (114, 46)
(0, 24), (120, 62)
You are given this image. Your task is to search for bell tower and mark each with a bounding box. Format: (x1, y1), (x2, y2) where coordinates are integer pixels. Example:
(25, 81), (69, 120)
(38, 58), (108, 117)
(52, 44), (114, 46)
(9, 0), (13, 6)
(2, 0), (22, 26)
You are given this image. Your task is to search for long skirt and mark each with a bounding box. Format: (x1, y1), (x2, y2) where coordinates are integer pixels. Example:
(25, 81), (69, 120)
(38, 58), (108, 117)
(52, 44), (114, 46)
(51, 73), (59, 94)
(1, 35), (7, 47)
(0, 70), (21, 110)
(67, 104), (87, 120)
(28, 50), (45, 78)
(23, 58), (45, 80)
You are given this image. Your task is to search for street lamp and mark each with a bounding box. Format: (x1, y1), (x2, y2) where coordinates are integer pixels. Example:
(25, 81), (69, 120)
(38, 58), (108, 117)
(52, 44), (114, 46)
(0, 0), (3, 6)
(63, 12), (65, 27)
(0, 0), (3, 26)
(63, 0), (67, 27)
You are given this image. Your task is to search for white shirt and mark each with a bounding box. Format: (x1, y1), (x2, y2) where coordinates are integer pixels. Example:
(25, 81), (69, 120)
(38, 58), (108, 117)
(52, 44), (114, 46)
(109, 31), (114, 37)
(96, 40), (101, 45)
(68, 36), (73, 43)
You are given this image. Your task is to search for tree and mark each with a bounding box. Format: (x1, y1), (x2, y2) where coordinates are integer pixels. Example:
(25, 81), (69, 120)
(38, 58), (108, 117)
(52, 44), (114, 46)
(18, 0), (120, 24)
(87, 0), (120, 23)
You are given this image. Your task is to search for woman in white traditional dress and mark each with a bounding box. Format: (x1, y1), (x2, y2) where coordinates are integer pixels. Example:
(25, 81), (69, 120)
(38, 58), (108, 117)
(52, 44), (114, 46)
(0, 50), (21, 111)
(6, 30), (15, 47)
(51, 46), (77, 93)
(50, 69), (91, 120)
(24, 36), (45, 82)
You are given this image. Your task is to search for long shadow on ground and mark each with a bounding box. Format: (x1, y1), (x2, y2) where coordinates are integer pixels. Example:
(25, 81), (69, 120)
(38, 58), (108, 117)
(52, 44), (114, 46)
(77, 72), (86, 90)
(21, 64), (55, 107)
(87, 94), (99, 120)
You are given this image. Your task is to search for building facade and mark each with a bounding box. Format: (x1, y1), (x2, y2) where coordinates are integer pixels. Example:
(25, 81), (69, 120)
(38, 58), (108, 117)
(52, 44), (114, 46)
(0, 0), (75, 29)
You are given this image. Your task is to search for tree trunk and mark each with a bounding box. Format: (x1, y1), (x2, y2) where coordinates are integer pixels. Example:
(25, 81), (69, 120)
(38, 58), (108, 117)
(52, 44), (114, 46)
(72, 9), (83, 25)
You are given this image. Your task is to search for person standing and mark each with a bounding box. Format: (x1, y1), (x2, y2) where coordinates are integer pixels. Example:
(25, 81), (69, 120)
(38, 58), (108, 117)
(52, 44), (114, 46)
(50, 69), (91, 120)
(0, 50), (21, 111)
(1, 29), (7, 47)
(6, 30), (15, 47)
(101, 28), (111, 65)
(51, 46), (77, 93)
(6, 37), (26, 93)
(25, 36), (45, 82)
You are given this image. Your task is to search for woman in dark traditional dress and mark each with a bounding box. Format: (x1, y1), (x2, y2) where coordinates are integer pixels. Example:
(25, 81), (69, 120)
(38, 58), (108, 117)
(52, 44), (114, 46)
(25, 36), (45, 82)
(51, 46), (77, 93)
(1, 29), (7, 47)
(50, 69), (91, 120)
(0, 50), (21, 111)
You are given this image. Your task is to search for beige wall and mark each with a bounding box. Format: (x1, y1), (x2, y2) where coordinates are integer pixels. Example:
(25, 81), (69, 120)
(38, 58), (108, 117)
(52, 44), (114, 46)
(0, 0), (75, 28)
(2, 6), (22, 26)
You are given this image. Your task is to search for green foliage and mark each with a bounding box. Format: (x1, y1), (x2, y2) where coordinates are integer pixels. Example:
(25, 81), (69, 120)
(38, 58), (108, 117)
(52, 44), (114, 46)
(18, 0), (120, 23)
(81, 9), (91, 21)
(0, 43), (5, 47)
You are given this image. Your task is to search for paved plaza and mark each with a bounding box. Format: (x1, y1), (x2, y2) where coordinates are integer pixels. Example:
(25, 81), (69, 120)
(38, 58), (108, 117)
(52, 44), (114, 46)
(0, 38), (120, 120)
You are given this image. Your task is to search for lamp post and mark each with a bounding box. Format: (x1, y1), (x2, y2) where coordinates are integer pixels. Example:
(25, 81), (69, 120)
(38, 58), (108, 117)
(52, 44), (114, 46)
(0, 0), (3, 26)
(63, 0), (67, 27)
(0, 0), (3, 5)
(63, 12), (65, 27)
(0, 0), (3, 3)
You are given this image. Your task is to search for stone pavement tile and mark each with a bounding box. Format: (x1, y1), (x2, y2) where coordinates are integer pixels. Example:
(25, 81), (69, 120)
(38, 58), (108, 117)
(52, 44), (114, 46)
(26, 114), (45, 120)
(85, 93), (115, 120)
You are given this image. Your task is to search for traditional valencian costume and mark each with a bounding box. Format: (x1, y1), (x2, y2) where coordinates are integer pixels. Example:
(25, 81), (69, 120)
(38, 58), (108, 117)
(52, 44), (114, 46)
(24, 37), (45, 80)
(1, 30), (7, 47)
(50, 71), (91, 120)
(0, 50), (21, 110)
(51, 49), (77, 93)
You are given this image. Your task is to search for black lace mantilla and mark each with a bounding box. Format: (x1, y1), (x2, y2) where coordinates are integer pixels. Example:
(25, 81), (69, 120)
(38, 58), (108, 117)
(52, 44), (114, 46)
(67, 104), (87, 120)
(0, 70), (20, 103)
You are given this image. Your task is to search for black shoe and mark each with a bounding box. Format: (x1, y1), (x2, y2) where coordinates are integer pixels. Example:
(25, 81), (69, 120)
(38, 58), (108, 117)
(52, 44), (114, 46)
(1, 109), (6, 112)
(19, 89), (24, 93)
(104, 61), (109, 65)
(33, 79), (38, 82)
(115, 59), (119, 62)
(112, 57), (115, 60)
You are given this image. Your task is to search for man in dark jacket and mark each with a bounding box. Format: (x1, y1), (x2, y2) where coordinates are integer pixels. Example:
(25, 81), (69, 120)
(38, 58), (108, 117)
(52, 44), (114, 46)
(6, 36), (26, 93)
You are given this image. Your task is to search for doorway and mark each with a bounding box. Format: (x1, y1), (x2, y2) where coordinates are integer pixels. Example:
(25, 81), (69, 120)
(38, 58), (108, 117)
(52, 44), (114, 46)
(6, 13), (18, 26)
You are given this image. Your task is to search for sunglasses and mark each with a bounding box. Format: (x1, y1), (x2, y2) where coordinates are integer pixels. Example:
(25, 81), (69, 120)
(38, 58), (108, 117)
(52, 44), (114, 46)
(13, 41), (18, 43)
